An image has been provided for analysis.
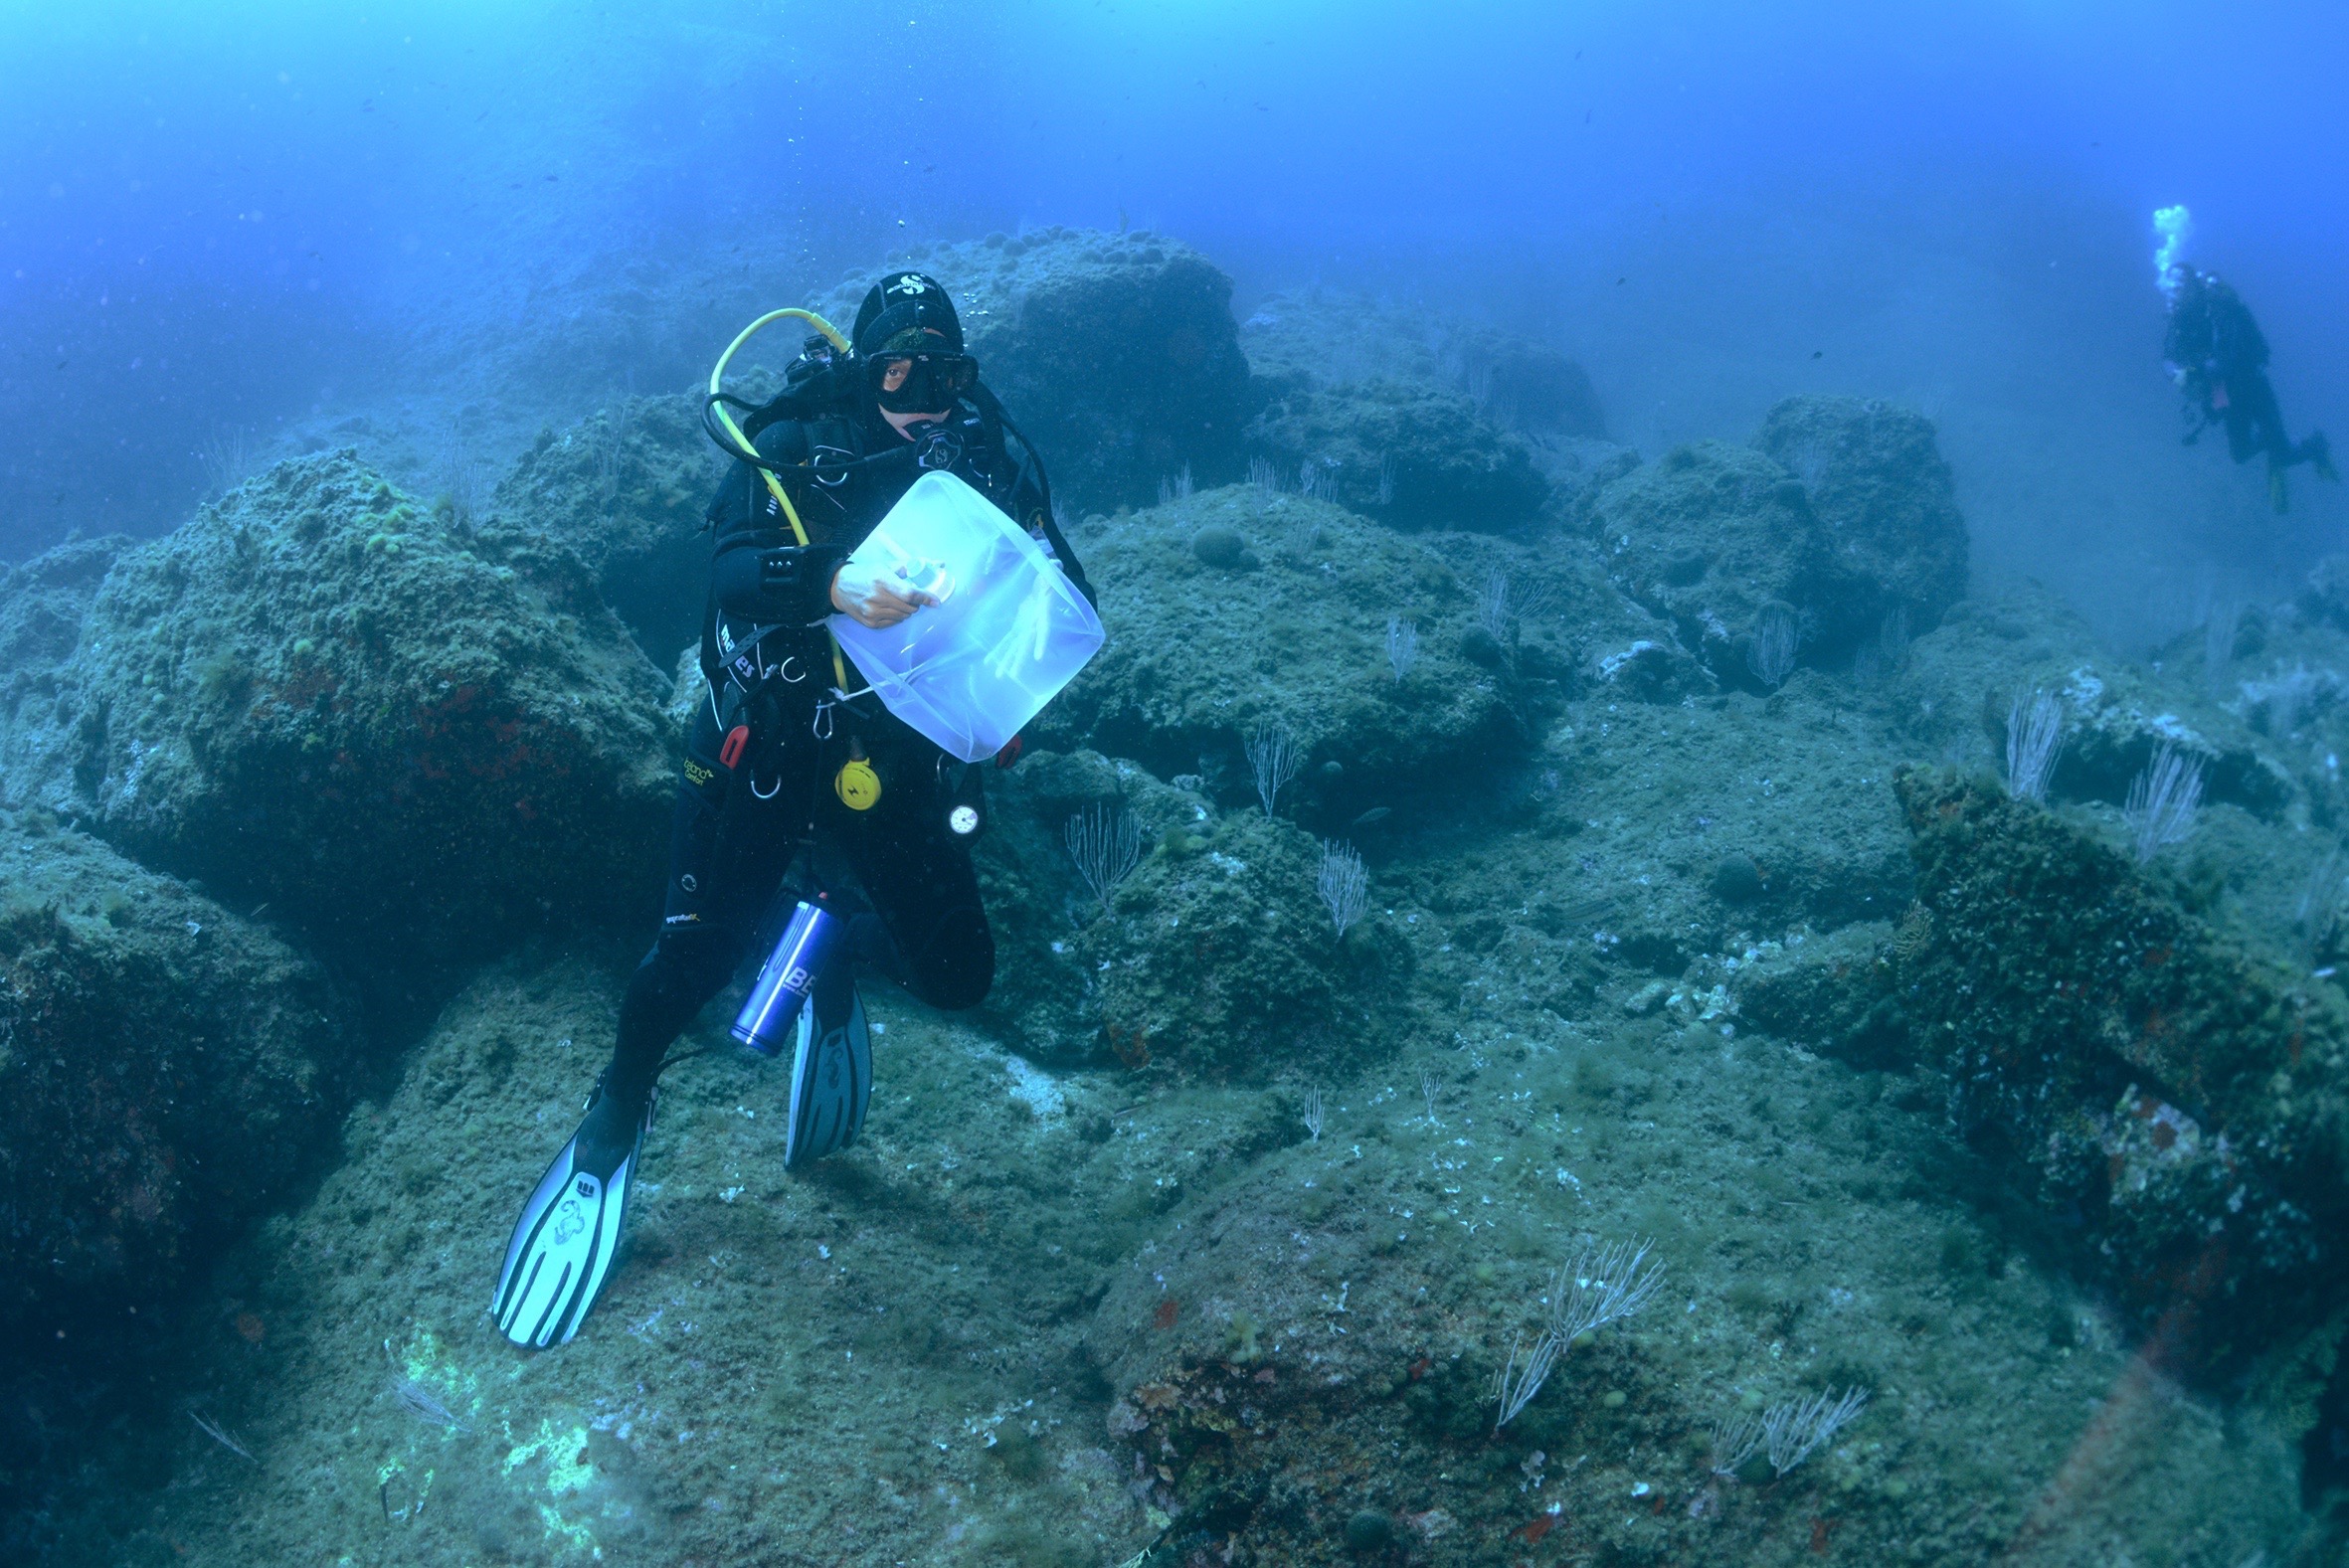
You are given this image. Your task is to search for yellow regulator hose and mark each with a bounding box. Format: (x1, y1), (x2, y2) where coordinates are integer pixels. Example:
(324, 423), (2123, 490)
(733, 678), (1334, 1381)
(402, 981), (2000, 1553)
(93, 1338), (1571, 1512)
(707, 308), (853, 689)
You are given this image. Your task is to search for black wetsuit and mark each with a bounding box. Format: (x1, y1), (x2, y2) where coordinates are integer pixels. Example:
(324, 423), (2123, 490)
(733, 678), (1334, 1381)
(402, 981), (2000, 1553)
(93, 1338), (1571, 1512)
(599, 375), (1090, 1109)
(2165, 268), (2327, 475)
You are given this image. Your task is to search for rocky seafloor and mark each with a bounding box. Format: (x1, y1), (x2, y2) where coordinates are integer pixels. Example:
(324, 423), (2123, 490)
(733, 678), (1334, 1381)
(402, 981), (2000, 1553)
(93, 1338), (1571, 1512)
(5, 228), (2349, 1566)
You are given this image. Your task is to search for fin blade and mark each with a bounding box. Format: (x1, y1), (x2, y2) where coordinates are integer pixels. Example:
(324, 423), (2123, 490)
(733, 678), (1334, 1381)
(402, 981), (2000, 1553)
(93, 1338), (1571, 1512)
(555, 1159), (632, 1345)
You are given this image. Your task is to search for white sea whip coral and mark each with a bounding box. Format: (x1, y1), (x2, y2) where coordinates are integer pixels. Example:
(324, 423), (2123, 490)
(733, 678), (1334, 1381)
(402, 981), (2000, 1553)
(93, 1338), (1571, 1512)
(1493, 1237), (1666, 1431)
(1245, 723), (1303, 817)
(1065, 802), (1143, 915)
(1763, 1386), (1870, 1475)
(2005, 690), (2066, 801)
(2124, 742), (2206, 864)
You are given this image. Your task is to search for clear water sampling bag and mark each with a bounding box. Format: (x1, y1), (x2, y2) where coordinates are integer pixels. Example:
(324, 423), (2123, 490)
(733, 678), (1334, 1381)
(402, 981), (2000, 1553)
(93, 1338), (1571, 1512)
(827, 471), (1104, 762)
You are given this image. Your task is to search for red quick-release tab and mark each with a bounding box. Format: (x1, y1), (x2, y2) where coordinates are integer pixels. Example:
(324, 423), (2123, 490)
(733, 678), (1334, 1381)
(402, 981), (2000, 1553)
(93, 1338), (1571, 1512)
(719, 725), (750, 770)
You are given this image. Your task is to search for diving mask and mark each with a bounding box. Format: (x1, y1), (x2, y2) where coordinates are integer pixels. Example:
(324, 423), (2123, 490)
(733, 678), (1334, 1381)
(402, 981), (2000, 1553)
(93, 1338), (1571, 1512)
(867, 351), (979, 413)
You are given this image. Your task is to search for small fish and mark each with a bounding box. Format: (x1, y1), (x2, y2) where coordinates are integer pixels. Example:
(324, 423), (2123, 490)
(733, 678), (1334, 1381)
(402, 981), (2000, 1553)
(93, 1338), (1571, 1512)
(392, 1376), (467, 1432)
(1558, 894), (1613, 925)
(384, 1338), (469, 1431)
(1350, 807), (1391, 830)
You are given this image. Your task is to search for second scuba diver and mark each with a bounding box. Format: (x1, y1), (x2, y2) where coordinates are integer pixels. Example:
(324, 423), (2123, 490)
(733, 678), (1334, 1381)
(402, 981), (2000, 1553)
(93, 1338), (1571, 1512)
(2157, 213), (2337, 513)
(493, 271), (1095, 1347)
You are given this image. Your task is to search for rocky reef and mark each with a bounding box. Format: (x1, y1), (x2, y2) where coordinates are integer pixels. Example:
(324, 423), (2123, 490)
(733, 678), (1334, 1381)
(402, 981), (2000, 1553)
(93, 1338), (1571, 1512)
(1751, 395), (1969, 639)
(0, 815), (354, 1341)
(0, 451), (674, 970)
(1591, 439), (1827, 688)
(824, 228), (1257, 513)
(1037, 487), (1546, 796)
(1589, 395), (1970, 690)
(1247, 378), (1553, 531)
(1238, 286), (1609, 445)
(976, 747), (1411, 1075)
(1892, 770), (2348, 1360)
(489, 394), (727, 657)
(1238, 288), (1574, 532)
(0, 535), (127, 787)
(11, 231), (2349, 1568)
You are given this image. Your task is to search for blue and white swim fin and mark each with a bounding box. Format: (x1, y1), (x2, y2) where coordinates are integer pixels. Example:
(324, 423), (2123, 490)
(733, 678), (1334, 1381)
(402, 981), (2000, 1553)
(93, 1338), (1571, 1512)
(492, 1077), (653, 1348)
(784, 961), (869, 1169)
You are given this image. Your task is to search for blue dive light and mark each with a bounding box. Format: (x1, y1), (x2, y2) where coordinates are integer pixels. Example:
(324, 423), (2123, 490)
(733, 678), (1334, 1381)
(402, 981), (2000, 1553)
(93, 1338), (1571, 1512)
(730, 902), (843, 1057)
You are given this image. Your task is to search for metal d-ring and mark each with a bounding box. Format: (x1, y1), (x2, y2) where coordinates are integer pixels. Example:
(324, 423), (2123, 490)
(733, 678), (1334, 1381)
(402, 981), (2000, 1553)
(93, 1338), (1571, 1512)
(750, 768), (784, 800)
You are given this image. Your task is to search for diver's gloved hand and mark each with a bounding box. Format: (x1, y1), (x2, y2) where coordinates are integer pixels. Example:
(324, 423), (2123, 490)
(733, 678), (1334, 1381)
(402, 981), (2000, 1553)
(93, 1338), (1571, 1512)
(830, 558), (938, 629)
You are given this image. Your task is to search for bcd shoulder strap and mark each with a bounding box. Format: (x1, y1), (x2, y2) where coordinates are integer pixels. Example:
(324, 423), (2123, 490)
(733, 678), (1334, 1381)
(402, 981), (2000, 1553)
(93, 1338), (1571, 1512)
(742, 352), (859, 444)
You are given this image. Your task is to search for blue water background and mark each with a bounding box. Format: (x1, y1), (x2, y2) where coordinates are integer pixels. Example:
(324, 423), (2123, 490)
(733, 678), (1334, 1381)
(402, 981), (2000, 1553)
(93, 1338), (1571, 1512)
(2, 0), (2343, 638)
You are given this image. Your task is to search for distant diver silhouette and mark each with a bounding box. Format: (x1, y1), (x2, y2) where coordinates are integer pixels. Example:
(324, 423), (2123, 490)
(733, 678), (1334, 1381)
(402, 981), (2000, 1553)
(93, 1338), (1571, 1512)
(2154, 205), (2337, 513)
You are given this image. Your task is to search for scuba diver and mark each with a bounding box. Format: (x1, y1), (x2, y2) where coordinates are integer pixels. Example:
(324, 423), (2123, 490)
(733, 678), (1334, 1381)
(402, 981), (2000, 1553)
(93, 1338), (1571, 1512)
(2157, 210), (2336, 512)
(493, 271), (1094, 1348)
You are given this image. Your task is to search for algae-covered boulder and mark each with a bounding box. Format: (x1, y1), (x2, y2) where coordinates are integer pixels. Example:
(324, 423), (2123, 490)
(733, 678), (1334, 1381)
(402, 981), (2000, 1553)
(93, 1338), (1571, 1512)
(1751, 395), (1968, 635)
(9, 451), (674, 965)
(1899, 586), (2291, 817)
(1036, 488), (1536, 818)
(1073, 1078), (1795, 1567)
(1238, 287), (1606, 526)
(1425, 680), (1910, 1004)
(1449, 335), (1609, 441)
(825, 229), (1254, 512)
(489, 395), (721, 656)
(1245, 377), (1552, 531)
(1079, 1144), (1504, 1563)
(0, 818), (354, 1338)
(1588, 439), (1835, 685)
(1238, 287), (1459, 393)
(971, 748), (1159, 1065)
(0, 536), (125, 689)
(1729, 920), (1908, 1065)
(1595, 401), (1971, 687)
(978, 748), (1405, 1074)
(1239, 286), (1607, 441)
(1892, 768), (2349, 1360)
(0, 536), (129, 794)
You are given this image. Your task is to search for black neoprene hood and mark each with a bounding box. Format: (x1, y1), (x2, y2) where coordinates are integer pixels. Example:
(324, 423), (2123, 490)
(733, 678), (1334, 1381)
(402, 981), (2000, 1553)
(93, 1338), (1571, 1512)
(852, 271), (965, 358)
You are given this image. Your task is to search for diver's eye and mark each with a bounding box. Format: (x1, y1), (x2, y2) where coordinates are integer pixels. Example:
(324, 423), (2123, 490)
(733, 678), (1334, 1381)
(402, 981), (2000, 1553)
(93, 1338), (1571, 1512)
(881, 359), (912, 392)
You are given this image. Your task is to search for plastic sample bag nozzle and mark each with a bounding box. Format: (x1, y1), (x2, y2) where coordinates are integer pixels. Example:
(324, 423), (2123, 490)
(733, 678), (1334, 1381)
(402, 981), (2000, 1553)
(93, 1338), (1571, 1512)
(828, 471), (1104, 762)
